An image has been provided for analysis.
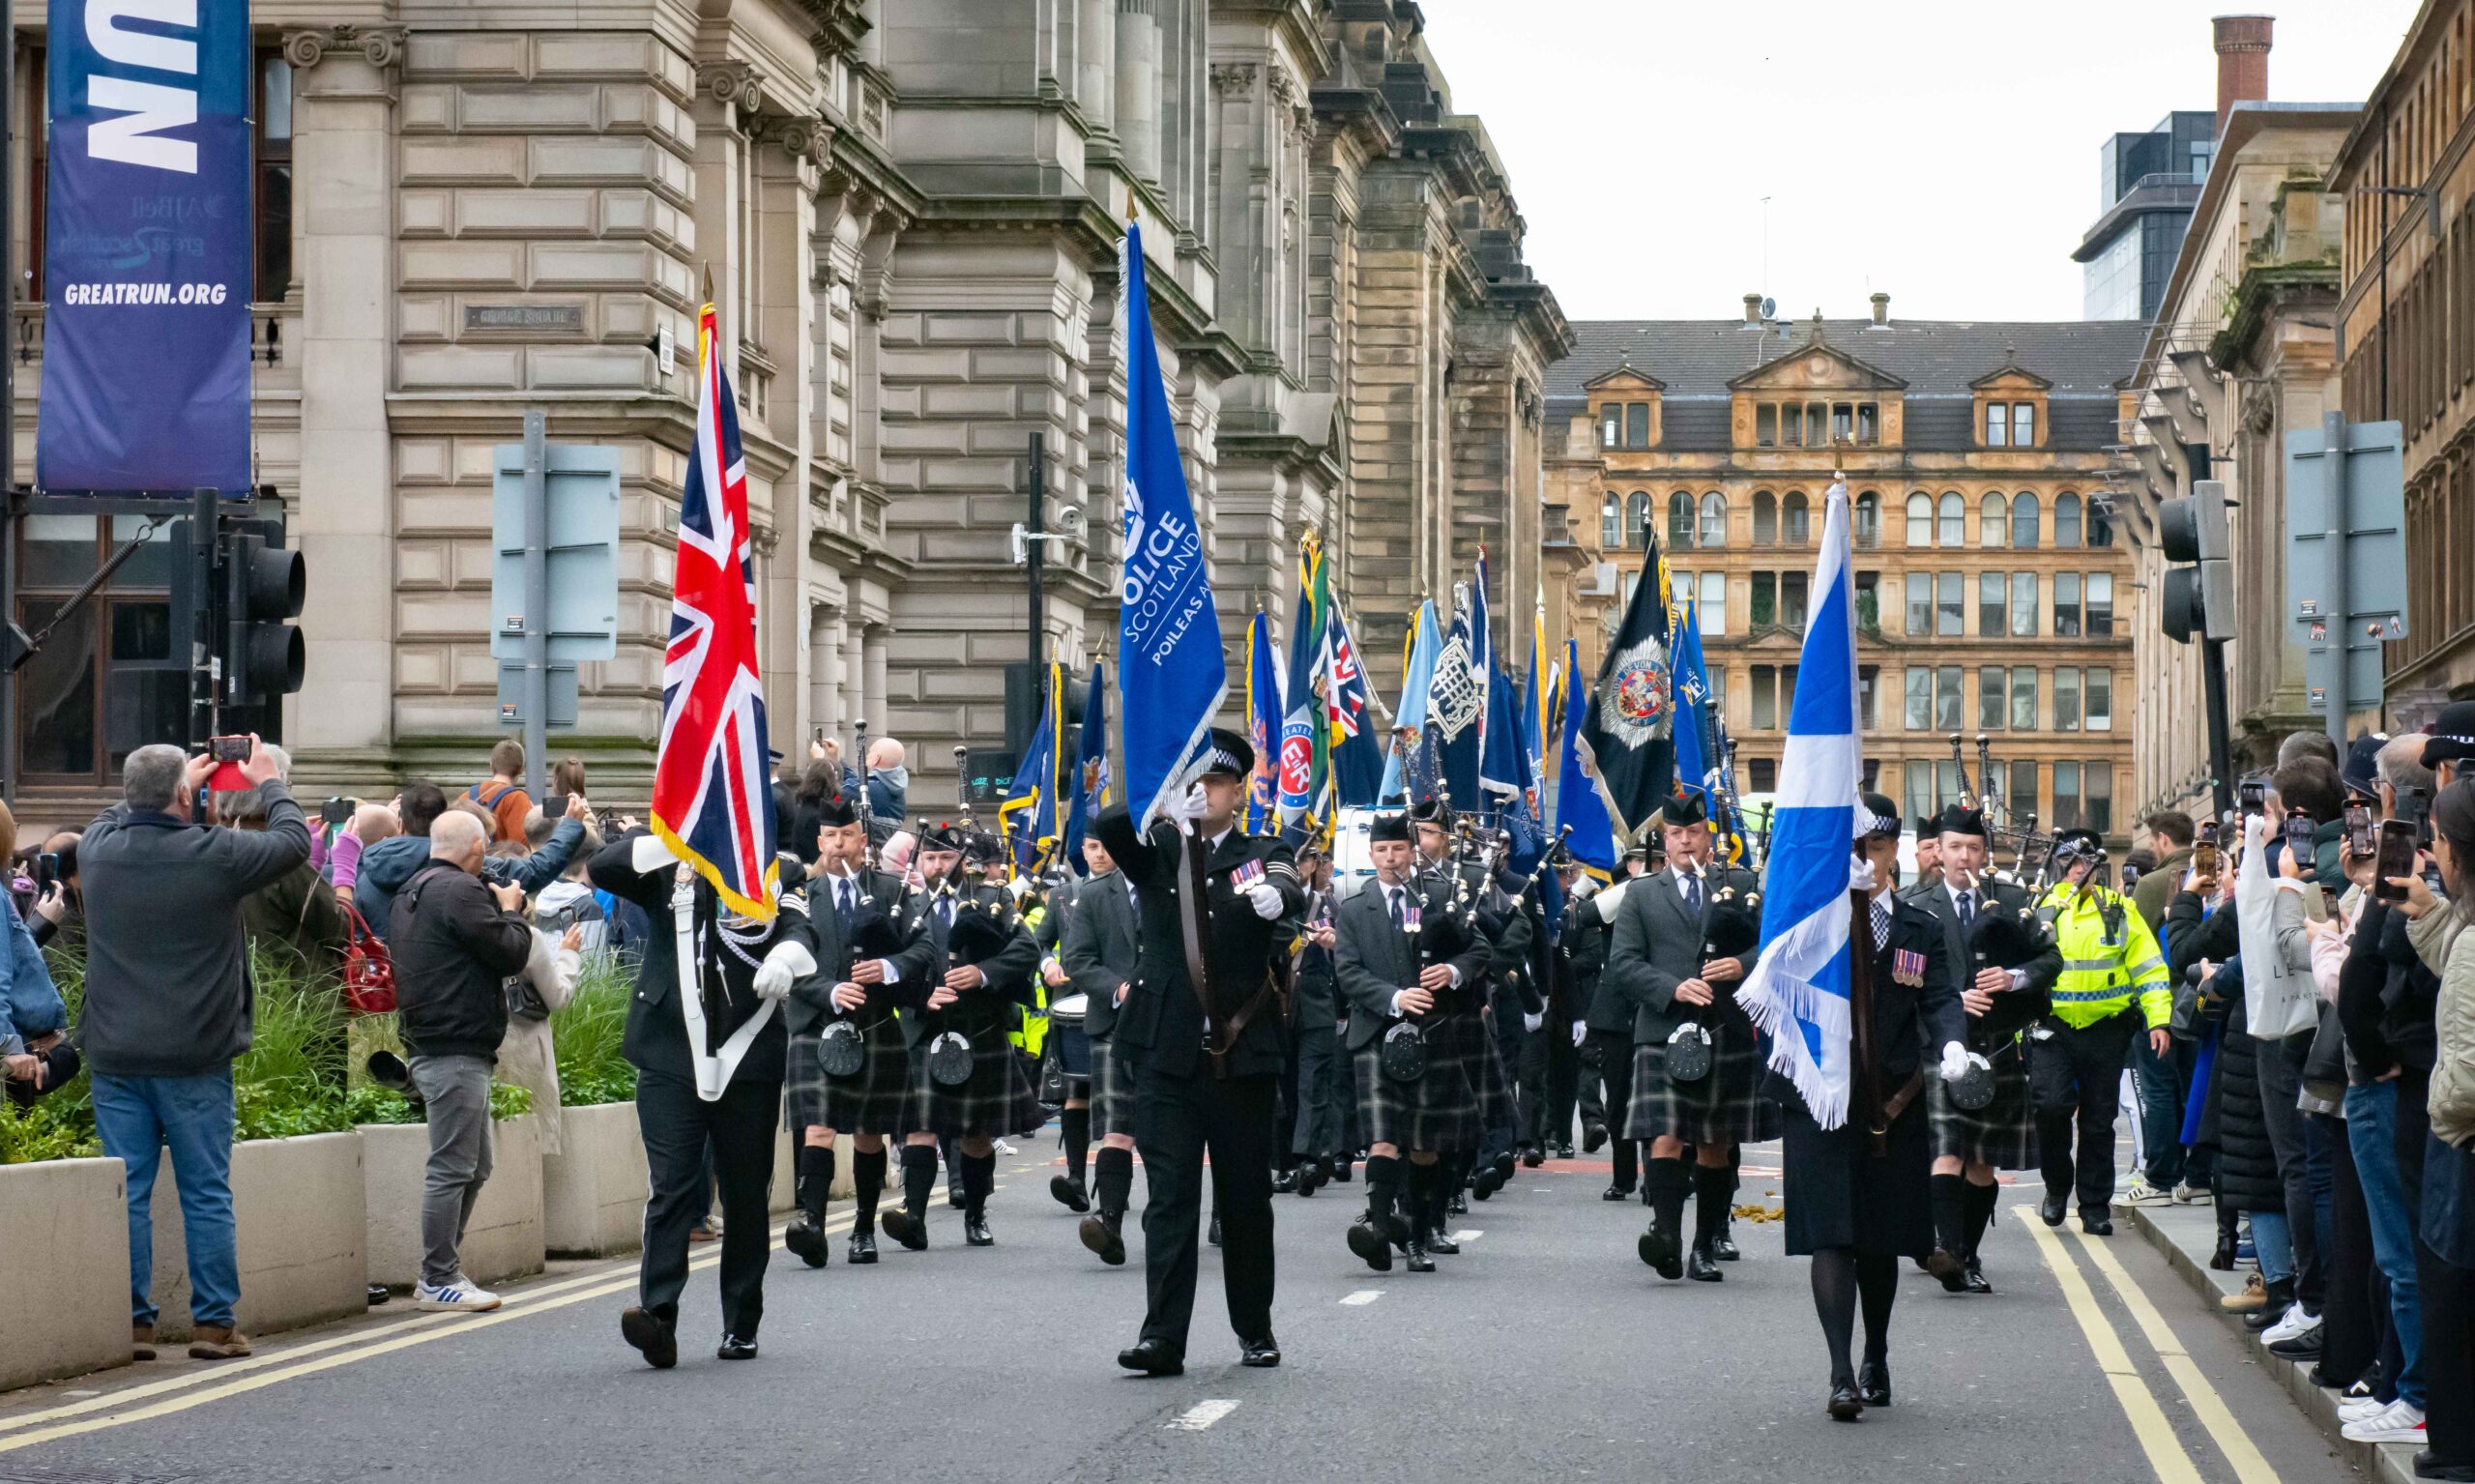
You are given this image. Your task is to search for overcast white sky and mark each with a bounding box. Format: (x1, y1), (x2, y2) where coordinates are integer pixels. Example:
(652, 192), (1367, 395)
(1413, 0), (2419, 323)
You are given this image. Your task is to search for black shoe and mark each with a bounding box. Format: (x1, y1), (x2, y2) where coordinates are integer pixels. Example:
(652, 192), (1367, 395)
(1638, 1218), (1683, 1279)
(1118, 1338), (1184, 1378)
(715, 1332), (759, 1360)
(1347, 1217), (1394, 1272)
(1602, 1184), (1636, 1203)
(964, 1215), (995, 1247)
(1962, 1256), (1993, 1294)
(1858, 1358), (1891, 1408)
(1712, 1231), (1741, 1262)
(1051, 1175), (1092, 1212)
(2210, 1232), (2238, 1271)
(1471, 1165), (1504, 1201)
(1447, 1191), (1469, 1215)
(784, 1210), (829, 1268)
(1208, 1213), (1223, 1247)
(1827, 1384), (1865, 1421)
(1558, 1142), (1576, 1160)
(947, 1178), (965, 1210)
(1686, 1243), (1724, 1282)
(2413, 1451), (2475, 1481)
(1240, 1335), (1281, 1368)
(1081, 1209), (1128, 1266)
(2039, 1193), (2068, 1227)
(2245, 1301), (2294, 1333)
(1520, 1145), (1546, 1169)
(620, 1306), (678, 1370)
(1272, 1168), (1299, 1194)
(1427, 1227), (1461, 1256)
(1405, 1239), (1436, 1273)
(1926, 1246), (1965, 1294)
(1331, 1161), (1353, 1184)
(846, 1230), (879, 1265)
(1583, 1121), (1609, 1154)
(2081, 1210), (2113, 1237)
(1296, 1163), (1323, 1198)
(880, 1208), (928, 1251)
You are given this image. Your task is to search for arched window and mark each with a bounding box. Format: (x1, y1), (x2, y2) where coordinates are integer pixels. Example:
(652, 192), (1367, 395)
(1667, 490), (1695, 549)
(1783, 491), (1810, 544)
(1600, 493), (1621, 549)
(1854, 490), (1881, 547)
(2088, 497), (2114, 547)
(1906, 492), (1933, 547)
(1699, 491), (1727, 548)
(1753, 491), (1778, 545)
(1979, 492), (2007, 547)
(1626, 491), (1651, 548)
(2011, 491), (2040, 549)
(1937, 491), (1965, 548)
(2054, 492), (2082, 547)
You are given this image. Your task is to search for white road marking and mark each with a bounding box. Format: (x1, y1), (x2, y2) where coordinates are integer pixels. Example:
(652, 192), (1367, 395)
(1450, 1229), (1482, 1242)
(1167, 1400), (1239, 1431)
(1339, 1289), (1384, 1306)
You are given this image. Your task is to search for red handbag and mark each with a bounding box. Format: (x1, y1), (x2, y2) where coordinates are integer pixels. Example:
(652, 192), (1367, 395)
(340, 903), (395, 1014)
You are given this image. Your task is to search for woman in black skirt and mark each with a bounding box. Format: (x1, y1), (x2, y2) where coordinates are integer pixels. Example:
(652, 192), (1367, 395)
(1773, 793), (1966, 1420)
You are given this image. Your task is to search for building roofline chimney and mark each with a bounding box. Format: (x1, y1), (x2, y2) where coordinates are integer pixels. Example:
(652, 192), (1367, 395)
(2212, 15), (2273, 130)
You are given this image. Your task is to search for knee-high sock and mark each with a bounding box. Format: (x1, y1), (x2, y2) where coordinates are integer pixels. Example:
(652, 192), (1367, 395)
(1856, 1252), (1899, 1362)
(961, 1151), (996, 1220)
(900, 1143), (938, 1218)
(1060, 1106), (1091, 1184)
(798, 1144), (835, 1221)
(1694, 1163), (1733, 1249)
(1363, 1153), (1401, 1231)
(1812, 1248), (1858, 1387)
(1645, 1155), (1691, 1235)
(1093, 1146), (1134, 1217)
(853, 1147), (887, 1236)
(1405, 1160), (1437, 1240)
(1963, 1178), (1999, 1260)
(1931, 1172), (1966, 1256)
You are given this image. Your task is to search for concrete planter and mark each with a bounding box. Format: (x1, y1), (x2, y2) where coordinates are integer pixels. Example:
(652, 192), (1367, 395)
(361, 1115), (543, 1289)
(541, 1102), (648, 1258)
(0, 1157), (131, 1391)
(147, 1132), (367, 1345)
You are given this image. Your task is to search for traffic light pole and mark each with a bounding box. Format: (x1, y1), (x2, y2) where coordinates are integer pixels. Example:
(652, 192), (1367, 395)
(2321, 410), (2350, 751)
(189, 487), (218, 749)
(519, 409), (548, 803)
(2201, 638), (2236, 822)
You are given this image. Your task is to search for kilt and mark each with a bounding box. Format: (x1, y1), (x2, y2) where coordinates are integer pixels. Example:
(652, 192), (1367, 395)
(1926, 1048), (2038, 1170)
(1352, 1038), (1479, 1154)
(1622, 1028), (1780, 1147)
(901, 1027), (1046, 1140)
(1779, 1091), (1934, 1259)
(1088, 1033), (1133, 1142)
(785, 1015), (912, 1135)
(1468, 1017), (1515, 1136)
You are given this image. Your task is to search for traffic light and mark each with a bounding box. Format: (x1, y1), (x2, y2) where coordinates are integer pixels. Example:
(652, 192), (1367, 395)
(219, 518), (305, 730)
(2156, 480), (2233, 645)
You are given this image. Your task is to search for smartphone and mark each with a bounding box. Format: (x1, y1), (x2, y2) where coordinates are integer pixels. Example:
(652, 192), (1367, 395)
(2345, 801), (2375, 858)
(544, 793), (572, 821)
(2375, 819), (2419, 902)
(2238, 779), (2266, 816)
(209, 735), (249, 763)
(320, 796), (355, 828)
(813, 727), (825, 745)
(2399, 784), (2432, 844)
(2120, 862), (2141, 892)
(34, 853), (58, 890)
(2283, 808), (2316, 865)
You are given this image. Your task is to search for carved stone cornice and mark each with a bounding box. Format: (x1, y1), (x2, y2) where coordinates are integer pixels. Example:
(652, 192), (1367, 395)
(696, 59), (768, 116)
(1210, 63), (1258, 99)
(282, 25), (407, 71)
(772, 113), (833, 168)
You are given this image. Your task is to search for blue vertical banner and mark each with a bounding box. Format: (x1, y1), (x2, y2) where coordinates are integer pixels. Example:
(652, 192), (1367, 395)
(39, 0), (253, 493)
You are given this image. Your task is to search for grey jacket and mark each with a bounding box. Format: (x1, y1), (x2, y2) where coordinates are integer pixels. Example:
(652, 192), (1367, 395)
(1061, 868), (1141, 1041)
(78, 782), (314, 1077)
(1603, 862), (1762, 1045)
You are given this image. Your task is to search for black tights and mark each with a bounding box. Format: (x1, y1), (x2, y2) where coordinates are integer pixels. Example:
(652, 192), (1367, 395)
(1810, 1248), (1899, 1387)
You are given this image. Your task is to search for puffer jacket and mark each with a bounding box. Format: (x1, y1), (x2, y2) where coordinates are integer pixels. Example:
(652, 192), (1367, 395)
(2409, 905), (2475, 1149)
(2214, 992), (2283, 1211)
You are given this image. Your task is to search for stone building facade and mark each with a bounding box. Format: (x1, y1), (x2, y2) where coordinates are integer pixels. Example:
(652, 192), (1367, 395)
(1544, 306), (2144, 844)
(2, 0), (1563, 820)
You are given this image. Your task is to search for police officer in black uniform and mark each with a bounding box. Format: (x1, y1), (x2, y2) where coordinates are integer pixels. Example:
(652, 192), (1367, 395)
(1099, 729), (1304, 1377)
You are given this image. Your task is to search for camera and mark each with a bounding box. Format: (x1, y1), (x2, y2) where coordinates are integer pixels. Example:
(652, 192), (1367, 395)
(321, 797), (356, 828)
(209, 735), (250, 764)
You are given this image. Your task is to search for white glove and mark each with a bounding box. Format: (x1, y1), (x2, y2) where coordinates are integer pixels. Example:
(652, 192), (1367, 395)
(1849, 857), (1879, 894)
(1571, 1020), (1587, 1048)
(1571, 877), (1600, 901)
(1938, 1040), (1970, 1084)
(1245, 881), (1284, 919)
(753, 941), (818, 1003)
(1167, 781), (1209, 832)
(1522, 1010), (1543, 1033)
(1007, 875), (1034, 903)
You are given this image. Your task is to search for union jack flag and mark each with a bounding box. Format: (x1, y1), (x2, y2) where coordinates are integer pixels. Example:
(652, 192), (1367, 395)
(650, 302), (778, 920)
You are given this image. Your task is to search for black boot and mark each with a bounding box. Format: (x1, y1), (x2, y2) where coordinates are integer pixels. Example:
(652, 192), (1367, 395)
(1686, 1234), (1723, 1282)
(880, 1143), (936, 1251)
(1692, 1164), (1733, 1270)
(961, 1151), (996, 1246)
(1926, 1173), (1965, 1292)
(1053, 1106), (1092, 1211)
(1349, 1154), (1400, 1272)
(1638, 1158), (1688, 1279)
(847, 1146), (886, 1263)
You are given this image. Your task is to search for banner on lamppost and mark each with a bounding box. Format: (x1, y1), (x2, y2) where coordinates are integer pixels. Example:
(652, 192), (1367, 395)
(38, 0), (254, 494)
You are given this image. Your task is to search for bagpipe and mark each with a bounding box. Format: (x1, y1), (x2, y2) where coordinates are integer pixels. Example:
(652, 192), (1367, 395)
(1943, 871), (2054, 1111)
(1666, 862), (1762, 1085)
(1379, 793), (1489, 1084)
(1949, 731), (2054, 886)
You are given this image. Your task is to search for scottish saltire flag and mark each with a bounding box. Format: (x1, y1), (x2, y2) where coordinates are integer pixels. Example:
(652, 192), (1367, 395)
(1277, 535), (1330, 836)
(1062, 661), (1109, 874)
(1734, 480), (1863, 1129)
(1245, 611), (1283, 832)
(653, 301), (779, 923)
(1382, 600), (1443, 802)
(1556, 637), (1616, 877)
(1115, 220), (1226, 829)
(1672, 596), (1716, 807)
(1000, 662), (1064, 871)
(1576, 536), (1677, 845)
(1326, 599), (1383, 808)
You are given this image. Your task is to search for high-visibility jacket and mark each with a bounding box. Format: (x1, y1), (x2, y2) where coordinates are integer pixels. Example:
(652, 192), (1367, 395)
(1011, 904), (1050, 1057)
(2035, 881), (2171, 1030)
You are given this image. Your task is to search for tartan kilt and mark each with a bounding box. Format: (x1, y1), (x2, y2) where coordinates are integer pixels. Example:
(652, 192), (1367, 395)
(1927, 1048), (2039, 1170)
(901, 1028), (1047, 1140)
(785, 1016), (912, 1135)
(1622, 1028), (1780, 1147)
(1088, 1033), (1133, 1142)
(1465, 1016), (1515, 1134)
(1352, 1039), (1480, 1154)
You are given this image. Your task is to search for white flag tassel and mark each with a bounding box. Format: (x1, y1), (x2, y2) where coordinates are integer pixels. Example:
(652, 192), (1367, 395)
(1732, 478), (1862, 1129)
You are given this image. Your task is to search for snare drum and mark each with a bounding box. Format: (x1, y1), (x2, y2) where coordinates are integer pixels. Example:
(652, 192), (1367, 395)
(1048, 992), (1092, 1077)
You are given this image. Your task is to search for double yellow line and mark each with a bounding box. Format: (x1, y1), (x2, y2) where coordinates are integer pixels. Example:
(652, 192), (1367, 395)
(2022, 1214), (2279, 1484)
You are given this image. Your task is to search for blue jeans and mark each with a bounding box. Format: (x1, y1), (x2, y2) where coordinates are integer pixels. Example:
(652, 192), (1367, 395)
(91, 1068), (240, 1328)
(2346, 1081), (2425, 1409)
(2253, 1209), (2296, 1286)
(2131, 1026), (2185, 1186)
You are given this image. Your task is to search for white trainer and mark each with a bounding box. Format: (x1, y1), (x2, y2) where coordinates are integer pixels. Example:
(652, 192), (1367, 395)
(416, 1277), (504, 1313)
(2341, 1401), (2427, 1444)
(2119, 1178), (2171, 1207)
(2261, 1304), (2323, 1346)
(2338, 1396), (2393, 1422)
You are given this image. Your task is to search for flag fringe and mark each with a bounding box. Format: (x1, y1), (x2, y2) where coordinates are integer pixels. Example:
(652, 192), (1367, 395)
(1735, 964), (1852, 1131)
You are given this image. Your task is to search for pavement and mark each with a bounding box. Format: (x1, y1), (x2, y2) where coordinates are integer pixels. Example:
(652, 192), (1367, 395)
(0, 1139), (2350, 1484)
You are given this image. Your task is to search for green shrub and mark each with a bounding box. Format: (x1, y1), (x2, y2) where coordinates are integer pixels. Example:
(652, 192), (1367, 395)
(552, 954), (637, 1107)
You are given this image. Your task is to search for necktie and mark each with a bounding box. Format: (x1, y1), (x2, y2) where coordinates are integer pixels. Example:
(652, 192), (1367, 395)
(1873, 896), (1894, 952)
(836, 880), (856, 934)
(1389, 886), (1406, 932)
(1683, 874), (1703, 918)
(937, 896), (953, 935)
(1957, 890), (1976, 931)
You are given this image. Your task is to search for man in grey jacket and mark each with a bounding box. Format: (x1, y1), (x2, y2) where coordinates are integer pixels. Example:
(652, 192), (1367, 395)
(80, 739), (311, 1362)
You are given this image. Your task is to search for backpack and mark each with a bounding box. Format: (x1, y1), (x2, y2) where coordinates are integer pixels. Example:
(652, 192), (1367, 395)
(340, 903), (396, 1014)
